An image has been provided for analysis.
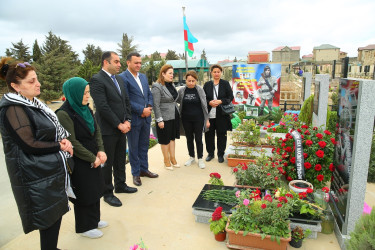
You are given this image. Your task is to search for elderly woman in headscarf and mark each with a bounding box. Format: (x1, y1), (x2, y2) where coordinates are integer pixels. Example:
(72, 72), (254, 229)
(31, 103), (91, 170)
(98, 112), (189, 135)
(56, 77), (108, 239)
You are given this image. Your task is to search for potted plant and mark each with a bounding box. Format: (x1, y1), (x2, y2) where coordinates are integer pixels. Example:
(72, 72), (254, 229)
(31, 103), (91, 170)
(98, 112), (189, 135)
(208, 206), (228, 241)
(290, 226), (311, 248)
(227, 146), (259, 167)
(226, 189), (295, 249)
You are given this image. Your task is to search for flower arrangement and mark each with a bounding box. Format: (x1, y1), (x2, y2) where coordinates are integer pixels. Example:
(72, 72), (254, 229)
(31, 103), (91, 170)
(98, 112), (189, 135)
(273, 125), (335, 189)
(209, 206), (228, 235)
(228, 189), (294, 243)
(130, 238), (148, 250)
(291, 226), (311, 242)
(149, 134), (157, 149)
(208, 172), (224, 186)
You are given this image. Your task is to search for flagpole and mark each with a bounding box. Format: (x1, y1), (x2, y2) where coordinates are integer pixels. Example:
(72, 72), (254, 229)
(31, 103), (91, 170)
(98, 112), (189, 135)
(182, 6), (188, 75)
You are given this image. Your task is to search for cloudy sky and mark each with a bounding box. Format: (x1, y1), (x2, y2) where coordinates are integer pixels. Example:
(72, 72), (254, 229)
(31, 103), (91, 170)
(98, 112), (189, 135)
(0, 0), (374, 63)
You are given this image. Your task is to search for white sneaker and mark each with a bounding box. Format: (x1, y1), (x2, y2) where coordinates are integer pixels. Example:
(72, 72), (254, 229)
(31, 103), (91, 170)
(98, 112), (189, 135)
(98, 220), (108, 229)
(184, 157), (195, 166)
(198, 159), (205, 169)
(80, 229), (103, 239)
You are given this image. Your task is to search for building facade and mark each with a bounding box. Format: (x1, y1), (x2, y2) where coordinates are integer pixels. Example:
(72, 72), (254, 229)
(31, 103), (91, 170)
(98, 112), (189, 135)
(247, 51), (269, 63)
(313, 44), (340, 62)
(272, 46), (300, 62)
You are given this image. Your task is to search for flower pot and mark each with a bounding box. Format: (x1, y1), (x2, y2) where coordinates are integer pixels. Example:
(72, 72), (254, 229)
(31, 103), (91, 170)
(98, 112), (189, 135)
(290, 237), (303, 248)
(289, 180), (313, 193)
(226, 221), (291, 250)
(214, 231), (226, 242)
(227, 156), (256, 167)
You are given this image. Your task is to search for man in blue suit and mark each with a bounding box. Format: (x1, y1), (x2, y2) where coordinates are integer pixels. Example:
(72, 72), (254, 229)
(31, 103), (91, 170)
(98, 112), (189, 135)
(119, 52), (159, 186)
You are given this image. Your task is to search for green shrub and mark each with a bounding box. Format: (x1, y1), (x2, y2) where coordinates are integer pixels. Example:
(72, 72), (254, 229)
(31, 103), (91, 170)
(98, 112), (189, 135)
(346, 207), (375, 250)
(299, 95), (314, 125)
(326, 111), (337, 132)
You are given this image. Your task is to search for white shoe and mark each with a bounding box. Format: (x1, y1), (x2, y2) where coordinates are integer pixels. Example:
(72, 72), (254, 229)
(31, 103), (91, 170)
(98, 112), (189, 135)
(98, 220), (108, 229)
(172, 162), (180, 168)
(198, 159), (205, 169)
(164, 164), (174, 171)
(80, 229), (103, 239)
(184, 157), (195, 166)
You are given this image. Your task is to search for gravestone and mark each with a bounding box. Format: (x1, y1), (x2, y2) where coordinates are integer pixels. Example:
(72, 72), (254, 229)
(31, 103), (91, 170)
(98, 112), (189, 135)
(312, 74), (329, 129)
(330, 79), (375, 249)
(302, 72), (312, 102)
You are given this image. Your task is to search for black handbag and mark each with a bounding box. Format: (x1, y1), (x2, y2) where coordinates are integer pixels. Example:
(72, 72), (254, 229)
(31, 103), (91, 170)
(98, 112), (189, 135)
(213, 85), (235, 115)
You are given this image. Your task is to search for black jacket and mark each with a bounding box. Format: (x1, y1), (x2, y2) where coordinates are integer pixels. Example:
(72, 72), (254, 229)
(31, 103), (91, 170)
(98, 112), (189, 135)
(203, 79), (234, 132)
(0, 96), (69, 234)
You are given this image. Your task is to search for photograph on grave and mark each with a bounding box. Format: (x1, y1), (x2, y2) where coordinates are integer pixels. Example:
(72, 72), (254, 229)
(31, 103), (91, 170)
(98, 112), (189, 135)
(313, 80), (320, 115)
(330, 79), (359, 230)
(231, 64), (281, 117)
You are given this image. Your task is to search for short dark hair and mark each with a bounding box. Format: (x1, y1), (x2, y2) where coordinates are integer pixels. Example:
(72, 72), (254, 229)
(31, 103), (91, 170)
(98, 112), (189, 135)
(101, 51), (117, 67)
(126, 52), (141, 61)
(210, 64), (222, 72)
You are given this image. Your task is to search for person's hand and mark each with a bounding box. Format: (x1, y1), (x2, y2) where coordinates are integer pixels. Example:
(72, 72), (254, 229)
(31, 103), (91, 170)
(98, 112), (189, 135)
(97, 151), (107, 164)
(206, 120), (210, 129)
(124, 121), (131, 133)
(117, 123), (126, 133)
(158, 121), (164, 129)
(92, 157), (101, 168)
(60, 138), (73, 156)
(142, 107), (152, 118)
(209, 100), (219, 107)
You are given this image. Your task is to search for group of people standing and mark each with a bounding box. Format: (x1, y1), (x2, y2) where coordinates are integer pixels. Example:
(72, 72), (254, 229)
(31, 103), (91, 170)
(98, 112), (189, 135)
(0, 52), (233, 249)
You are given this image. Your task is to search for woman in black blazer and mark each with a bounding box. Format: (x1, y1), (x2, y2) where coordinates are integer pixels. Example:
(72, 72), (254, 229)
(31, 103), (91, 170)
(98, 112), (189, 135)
(203, 64), (234, 163)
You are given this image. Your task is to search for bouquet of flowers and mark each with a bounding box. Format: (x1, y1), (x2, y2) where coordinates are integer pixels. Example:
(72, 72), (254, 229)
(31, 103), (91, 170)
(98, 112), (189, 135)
(209, 206), (228, 235)
(208, 172), (224, 186)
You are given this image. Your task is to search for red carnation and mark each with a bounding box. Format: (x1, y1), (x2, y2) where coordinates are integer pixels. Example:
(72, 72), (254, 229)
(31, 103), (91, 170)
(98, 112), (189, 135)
(301, 135), (304, 139)
(301, 125), (309, 129)
(329, 163), (335, 172)
(322, 187), (330, 193)
(272, 127), (276, 132)
(315, 164), (322, 171)
(271, 122), (275, 126)
(286, 193), (293, 198)
(267, 173), (271, 176)
(317, 174), (324, 181)
(324, 130), (332, 135)
(242, 165), (248, 171)
(281, 143), (286, 147)
(303, 153), (308, 159)
(318, 141), (327, 148)
(304, 162), (312, 169)
(307, 188), (313, 194)
(305, 140), (313, 147)
(285, 146), (292, 152)
(297, 128), (302, 133)
(313, 127), (318, 130)
(263, 127), (267, 130)
(331, 138), (336, 144)
(287, 176), (293, 181)
(233, 168), (238, 173)
(290, 157), (296, 164)
(285, 133), (291, 138)
(283, 162), (288, 167)
(298, 192), (307, 199)
(274, 176), (279, 181)
(277, 203), (282, 208)
(316, 150), (325, 158)
(211, 207), (223, 221)
(304, 130), (311, 135)
(316, 133), (323, 139)
(261, 204), (267, 209)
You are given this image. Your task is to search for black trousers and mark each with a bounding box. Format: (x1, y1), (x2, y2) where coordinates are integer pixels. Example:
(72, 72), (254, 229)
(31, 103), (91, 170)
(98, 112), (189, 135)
(205, 118), (227, 157)
(102, 133), (127, 196)
(182, 119), (204, 159)
(74, 200), (100, 233)
(39, 217), (62, 250)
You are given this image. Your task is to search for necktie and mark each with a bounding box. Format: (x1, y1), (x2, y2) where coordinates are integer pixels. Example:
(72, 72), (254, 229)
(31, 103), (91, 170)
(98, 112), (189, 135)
(111, 75), (121, 94)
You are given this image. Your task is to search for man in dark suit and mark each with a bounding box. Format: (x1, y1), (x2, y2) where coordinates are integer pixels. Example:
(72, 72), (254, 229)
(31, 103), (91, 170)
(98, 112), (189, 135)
(90, 51), (137, 207)
(119, 52), (158, 187)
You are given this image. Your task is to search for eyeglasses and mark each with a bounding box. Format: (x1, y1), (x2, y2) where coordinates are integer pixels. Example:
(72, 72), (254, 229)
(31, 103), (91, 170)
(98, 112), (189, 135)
(16, 62), (31, 68)
(84, 91), (90, 95)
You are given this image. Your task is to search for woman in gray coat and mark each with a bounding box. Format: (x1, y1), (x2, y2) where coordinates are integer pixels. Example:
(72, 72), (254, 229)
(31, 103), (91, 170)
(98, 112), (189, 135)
(151, 64), (180, 170)
(176, 71), (210, 169)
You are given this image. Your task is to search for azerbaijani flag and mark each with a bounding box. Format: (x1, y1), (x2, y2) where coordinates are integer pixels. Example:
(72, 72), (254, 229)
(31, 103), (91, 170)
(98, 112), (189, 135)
(183, 15), (198, 57)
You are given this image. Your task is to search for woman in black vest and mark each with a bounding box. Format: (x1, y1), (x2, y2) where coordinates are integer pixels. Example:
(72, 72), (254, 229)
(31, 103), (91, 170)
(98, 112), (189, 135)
(0, 57), (73, 250)
(203, 64), (234, 163)
(56, 77), (107, 239)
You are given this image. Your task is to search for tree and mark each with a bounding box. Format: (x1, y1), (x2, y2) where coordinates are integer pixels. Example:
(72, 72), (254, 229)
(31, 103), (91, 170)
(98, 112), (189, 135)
(35, 48), (79, 102)
(142, 59), (166, 84)
(179, 53), (186, 60)
(200, 49), (207, 61)
(41, 31), (80, 64)
(83, 44), (102, 66)
(77, 59), (101, 81)
(6, 39), (31, 61)
(223, 68), (232, 81)
(234, 57), (238, 62)
(32, 40), (42, 63)
(117, 33), (139, 71)
(166, 50), (179, 60)
(151, 51), (162, 61)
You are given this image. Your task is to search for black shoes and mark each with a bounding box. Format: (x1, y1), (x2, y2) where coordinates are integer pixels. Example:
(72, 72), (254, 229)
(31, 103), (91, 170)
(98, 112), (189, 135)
(115, 185), (138, 193)
(104, 195), (122, 207)
(205, 155), (214, 162)
(133, 176), (142, 186)
(140, 171), (159, 178)
(218, 156), (224, 163)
